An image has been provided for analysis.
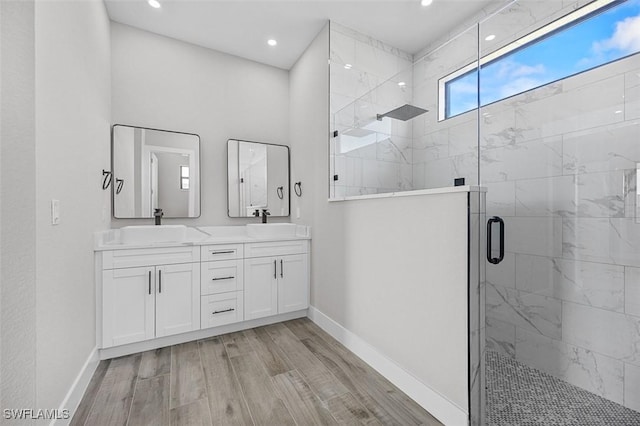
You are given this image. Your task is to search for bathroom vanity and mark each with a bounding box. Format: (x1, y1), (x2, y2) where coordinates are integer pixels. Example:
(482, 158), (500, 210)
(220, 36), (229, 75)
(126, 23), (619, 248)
(94, 224), (310, 359)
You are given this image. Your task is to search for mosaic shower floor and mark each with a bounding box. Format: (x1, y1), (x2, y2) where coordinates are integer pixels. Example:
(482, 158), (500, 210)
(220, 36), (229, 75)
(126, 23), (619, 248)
(486, 351), (640, 426)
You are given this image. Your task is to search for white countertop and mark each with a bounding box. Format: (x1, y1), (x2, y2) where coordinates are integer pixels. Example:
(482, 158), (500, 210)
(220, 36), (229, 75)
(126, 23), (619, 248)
(94, 224), (311, 251)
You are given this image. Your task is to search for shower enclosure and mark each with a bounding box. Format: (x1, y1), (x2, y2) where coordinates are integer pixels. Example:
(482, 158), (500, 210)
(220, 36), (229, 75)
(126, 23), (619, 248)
(480, 0), (640, 424)
(330, 0), (640, 423)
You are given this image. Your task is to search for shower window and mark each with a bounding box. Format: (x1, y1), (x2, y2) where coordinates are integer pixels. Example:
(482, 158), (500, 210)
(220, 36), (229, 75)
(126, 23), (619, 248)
(439, 0), (640, 120)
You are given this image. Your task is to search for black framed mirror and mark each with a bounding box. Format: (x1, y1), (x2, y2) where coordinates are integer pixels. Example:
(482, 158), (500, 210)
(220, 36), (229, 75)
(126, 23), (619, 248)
(227, 139), (290, 217)
(112, 124), (201, 219)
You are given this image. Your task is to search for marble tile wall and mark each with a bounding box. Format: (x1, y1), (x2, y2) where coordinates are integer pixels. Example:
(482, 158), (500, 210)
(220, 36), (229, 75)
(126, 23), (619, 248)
(402, 0), (640, 411)
(478, 42), (640, 414)
(329, 22), (414, 198)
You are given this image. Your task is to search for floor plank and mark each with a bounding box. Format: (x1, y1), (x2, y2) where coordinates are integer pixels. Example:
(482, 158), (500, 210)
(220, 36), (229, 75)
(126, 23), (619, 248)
(230, 352), (296, 426)
(139, 347), (171, 379)
(169, 399), (212, 426)
(272, 369), (338, 425)
(245, 327), (293, 376)
(70, 359), (110, 426)
(85, 354), (140, 426)
(326, 392), (382, 425)
(170, 342), (207, 409)
(198, 337), (254, 425)
(77, 320), (443, 426)
(129, 375), (170, 426)
(290, 318), (442, 425)
(221, 331), (254, 358)
(265, 323), (349, 402)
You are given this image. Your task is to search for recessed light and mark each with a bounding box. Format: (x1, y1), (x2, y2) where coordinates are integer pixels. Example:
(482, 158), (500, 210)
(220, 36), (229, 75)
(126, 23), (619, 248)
(485, 34), (496, 41)
(148, 0), (161, 9)
(344, 64), (352, 69)
(267, 39), (277, 47)
(421, 0), (433, 6)
(398, 81), (406, 87)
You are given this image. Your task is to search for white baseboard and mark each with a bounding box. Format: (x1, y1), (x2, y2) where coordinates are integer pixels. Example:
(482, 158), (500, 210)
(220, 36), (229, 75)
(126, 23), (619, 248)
(52, 346), (100, 426)
(308, 306), (468, 426)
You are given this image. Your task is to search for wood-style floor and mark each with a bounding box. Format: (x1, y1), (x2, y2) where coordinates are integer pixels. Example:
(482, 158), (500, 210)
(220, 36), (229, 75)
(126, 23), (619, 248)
(71, 318), (443, 426)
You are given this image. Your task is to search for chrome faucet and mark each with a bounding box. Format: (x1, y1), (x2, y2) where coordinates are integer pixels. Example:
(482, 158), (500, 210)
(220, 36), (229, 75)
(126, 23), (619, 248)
(154, 208), (163, 225)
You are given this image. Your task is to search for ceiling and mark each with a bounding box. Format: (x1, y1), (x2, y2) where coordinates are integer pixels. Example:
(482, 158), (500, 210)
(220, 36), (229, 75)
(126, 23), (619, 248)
(105, 0), (496, 70)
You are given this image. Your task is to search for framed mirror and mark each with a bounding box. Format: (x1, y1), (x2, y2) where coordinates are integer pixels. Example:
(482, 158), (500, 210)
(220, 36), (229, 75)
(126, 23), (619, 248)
(112, 124), (200, 218)
(227, 139), (290, 217)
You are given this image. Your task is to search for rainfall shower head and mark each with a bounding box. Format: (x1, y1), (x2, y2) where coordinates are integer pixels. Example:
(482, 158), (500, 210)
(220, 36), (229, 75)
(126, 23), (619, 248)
(376, 104), (428, 121)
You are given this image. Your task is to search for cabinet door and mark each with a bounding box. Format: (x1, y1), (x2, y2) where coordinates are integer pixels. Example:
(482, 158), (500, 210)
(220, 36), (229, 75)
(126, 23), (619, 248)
(155, 263), (200, 338)
(278, 254), (309, 314)
(244, 257), (278, 320)
(102, 267), (154, 348)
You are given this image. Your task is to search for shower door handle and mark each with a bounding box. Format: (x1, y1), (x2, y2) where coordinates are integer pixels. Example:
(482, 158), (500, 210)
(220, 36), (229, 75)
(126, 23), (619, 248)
(487, 216), (505, 265)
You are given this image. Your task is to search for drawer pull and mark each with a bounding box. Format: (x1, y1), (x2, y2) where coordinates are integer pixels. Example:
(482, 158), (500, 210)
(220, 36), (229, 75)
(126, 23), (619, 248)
(211, 250), (235, 255)
(211, 276), (235, 281)
(212, 308), (235, 315)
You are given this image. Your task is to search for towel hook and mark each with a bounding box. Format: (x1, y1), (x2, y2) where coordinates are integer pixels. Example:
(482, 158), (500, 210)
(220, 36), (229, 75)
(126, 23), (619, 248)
(115, 178), (124, 195)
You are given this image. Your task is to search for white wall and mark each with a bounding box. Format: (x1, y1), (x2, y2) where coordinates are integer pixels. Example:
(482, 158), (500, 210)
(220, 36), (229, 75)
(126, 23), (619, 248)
(34, 0), (112, 412)
(291, 23), (471, 422)
(0, 0), (111, 419)
(1, 0), (37, 420)
(110, 22), (290, 226)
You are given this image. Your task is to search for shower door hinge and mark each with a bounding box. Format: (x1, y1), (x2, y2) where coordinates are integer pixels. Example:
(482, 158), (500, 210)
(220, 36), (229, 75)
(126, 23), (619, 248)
(333, 175), (339, 181)
(332, 130), (338, 138)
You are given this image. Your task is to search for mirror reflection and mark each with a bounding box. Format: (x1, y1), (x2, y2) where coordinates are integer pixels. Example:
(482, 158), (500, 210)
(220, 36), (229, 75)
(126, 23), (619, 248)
(227, 140), (289, 217)
(112, 125), (200, 218)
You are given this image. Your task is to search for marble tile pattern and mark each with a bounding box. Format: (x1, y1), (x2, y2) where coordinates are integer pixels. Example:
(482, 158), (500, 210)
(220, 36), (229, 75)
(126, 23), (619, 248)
(454, 3), (640, 415)
(331, 6), (640, 416)
(329, 22), (415, 197)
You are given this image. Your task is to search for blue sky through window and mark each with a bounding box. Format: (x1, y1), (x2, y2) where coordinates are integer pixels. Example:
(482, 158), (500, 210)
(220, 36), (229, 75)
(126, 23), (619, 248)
(445, 0), (640, 119)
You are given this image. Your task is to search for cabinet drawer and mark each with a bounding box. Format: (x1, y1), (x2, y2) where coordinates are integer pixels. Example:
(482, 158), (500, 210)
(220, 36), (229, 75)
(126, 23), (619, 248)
(201, 259), (244, 295)
(103, 246), (200, 269)
(201, 244), (244, 262)
(245, 240), (309, 258)
(201, 292), (244, 329)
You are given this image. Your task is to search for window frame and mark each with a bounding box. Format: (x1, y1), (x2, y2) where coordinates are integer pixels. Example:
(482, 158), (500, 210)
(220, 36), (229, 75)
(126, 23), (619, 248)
(438, 0), (621, 121)
(180, 165), (190, 190)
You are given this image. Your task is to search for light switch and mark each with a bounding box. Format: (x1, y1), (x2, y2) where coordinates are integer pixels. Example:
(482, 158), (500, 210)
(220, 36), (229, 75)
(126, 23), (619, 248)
(51, 199), (60, 225)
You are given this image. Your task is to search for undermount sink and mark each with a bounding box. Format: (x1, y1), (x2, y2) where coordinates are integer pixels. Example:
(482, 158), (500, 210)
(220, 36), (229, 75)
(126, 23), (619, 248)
(119, 225), (188, 244)
(246, 223), (297, 238)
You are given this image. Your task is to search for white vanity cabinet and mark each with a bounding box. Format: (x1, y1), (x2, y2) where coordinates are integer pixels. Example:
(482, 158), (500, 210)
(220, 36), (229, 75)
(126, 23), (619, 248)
(200, 244), (245, 329)
(244, 241), (309, 320)
(96, 230), (310, 357)
(100, 246), (200, 348)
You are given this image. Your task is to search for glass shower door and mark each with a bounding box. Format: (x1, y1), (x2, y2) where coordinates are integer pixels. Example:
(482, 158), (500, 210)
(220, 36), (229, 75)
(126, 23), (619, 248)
(479, 0), (640, 424)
